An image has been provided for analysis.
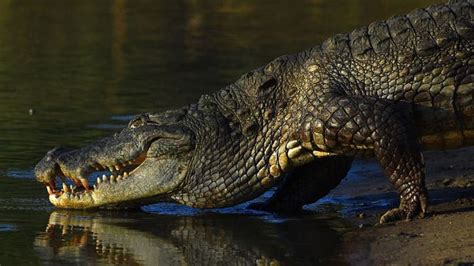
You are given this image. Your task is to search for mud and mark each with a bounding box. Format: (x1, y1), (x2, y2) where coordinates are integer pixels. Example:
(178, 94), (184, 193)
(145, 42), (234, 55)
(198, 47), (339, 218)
(336, 147), (474, 265)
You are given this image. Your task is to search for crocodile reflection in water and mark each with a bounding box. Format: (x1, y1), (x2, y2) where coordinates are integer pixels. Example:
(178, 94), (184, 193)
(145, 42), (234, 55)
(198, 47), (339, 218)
(34, 210), (349, 265)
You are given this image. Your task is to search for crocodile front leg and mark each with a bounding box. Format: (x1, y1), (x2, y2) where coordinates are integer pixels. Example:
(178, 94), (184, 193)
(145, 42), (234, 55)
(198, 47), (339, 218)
(308, 95), (428, 223)
(248, 156), (353, 213)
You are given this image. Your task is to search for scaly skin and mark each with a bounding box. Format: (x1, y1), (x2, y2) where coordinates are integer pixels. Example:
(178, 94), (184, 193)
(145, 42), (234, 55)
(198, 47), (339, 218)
(35, 0), (473, 223)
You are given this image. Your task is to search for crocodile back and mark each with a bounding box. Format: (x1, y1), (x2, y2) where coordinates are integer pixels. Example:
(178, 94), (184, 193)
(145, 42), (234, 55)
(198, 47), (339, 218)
(317, 0), (473, 149)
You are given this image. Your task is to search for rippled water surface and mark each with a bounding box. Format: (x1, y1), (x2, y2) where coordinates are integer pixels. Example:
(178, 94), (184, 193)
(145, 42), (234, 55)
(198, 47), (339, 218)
(0, 0), (441, 264)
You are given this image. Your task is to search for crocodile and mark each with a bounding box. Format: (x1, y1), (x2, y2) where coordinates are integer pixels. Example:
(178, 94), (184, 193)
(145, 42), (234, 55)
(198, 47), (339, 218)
(35, 0), (473, 223)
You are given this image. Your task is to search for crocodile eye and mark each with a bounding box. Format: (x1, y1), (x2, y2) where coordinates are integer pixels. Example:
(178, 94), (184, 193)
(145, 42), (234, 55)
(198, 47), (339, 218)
(129, 121), (139, 129)
(128, 115), (148, 129)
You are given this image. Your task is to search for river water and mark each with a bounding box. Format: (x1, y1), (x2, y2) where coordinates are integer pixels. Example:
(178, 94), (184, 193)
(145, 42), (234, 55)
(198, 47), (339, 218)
(0, 0), (440, 264)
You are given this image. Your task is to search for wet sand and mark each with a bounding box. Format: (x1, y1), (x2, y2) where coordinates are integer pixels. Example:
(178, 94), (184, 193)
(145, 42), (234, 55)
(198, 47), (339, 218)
(336, 147), (474, 264)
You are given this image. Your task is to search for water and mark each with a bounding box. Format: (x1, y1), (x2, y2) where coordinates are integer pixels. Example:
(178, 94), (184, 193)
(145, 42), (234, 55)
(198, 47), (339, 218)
(0, 0), (441, 264)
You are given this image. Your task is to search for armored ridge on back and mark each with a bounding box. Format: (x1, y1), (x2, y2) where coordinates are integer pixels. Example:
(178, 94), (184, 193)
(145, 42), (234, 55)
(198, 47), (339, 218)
(34, 0), (473, 223)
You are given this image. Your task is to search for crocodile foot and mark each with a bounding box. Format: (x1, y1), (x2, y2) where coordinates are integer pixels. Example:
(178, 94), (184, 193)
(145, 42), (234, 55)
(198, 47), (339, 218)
(379, 192), (428, 224)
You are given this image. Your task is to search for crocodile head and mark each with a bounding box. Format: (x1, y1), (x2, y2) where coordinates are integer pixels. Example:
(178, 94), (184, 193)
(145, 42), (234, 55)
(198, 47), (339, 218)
(35, 109), (195, 209)
(35, 62), (294, 209)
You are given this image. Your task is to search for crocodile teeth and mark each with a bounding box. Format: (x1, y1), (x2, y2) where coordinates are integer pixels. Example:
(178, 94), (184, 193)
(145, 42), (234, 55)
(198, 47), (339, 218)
(110, 175), (116, 182)
(108, 166), (114, 172)
(63, 183), (70, 193)
(115, 165), (120, 171)
(93, 184), (98, 190)
(123, 172), (128, 177)
(80, 178), (90, 190)
(48, 180), (56, 191)
(46, 186), (53, 195)
(97, 177), (102, 184)
(71, 178), (82, 187)
(102, 175), (108, 182)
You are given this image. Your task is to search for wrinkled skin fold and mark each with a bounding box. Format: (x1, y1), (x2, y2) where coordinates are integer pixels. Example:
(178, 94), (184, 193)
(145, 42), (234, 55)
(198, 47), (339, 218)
(35, 0), (473, 223)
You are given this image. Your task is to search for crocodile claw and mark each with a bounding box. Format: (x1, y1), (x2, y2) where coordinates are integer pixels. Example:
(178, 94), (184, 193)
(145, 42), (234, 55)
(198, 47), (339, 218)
(379, 192), (428, 224)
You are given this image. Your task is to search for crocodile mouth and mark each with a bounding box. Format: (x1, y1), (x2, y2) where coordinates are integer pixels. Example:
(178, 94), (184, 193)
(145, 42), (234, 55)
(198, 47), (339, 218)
(36, 120), (194, 209)
(44, 151), (148, 203)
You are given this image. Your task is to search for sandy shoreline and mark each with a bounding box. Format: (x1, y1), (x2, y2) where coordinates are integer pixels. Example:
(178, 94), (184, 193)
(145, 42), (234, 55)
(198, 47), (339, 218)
(334, 147), (474, 264)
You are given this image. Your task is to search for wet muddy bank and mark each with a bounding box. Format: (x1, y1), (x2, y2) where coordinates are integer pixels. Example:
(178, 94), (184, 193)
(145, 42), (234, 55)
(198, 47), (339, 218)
(334, 147), (474, 265)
